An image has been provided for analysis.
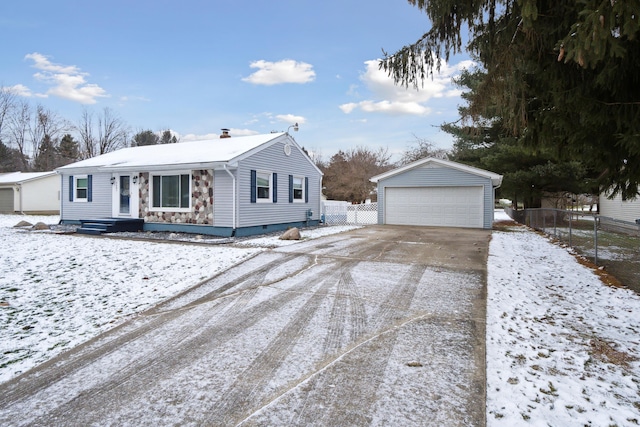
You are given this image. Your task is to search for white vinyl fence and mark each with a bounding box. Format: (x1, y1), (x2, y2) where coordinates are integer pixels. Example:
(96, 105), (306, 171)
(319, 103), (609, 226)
(322, 201), (378, 225)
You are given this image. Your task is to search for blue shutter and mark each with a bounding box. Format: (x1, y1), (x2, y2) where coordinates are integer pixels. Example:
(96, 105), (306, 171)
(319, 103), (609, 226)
(250, 170), (256, 203)
(305, 177), (309, 203)
(289, 175), (293, 203)
(272, 173), (277, 203)
(87, 175), (93, 202)
(69, 176), (74, 201)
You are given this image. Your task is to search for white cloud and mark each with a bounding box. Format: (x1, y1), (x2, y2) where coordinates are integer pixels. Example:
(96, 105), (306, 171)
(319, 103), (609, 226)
(180, 128), (259, 141)
(8, 84), (32, 97)
(359, 100), (431, 115)
(275, 114), (306, 125)
(120, 95), (150, 103)
(242, 59), (315, 85)
(339, 103), (357, 114)
(24, 52), (108, 104)
(340, 57), (475, 116)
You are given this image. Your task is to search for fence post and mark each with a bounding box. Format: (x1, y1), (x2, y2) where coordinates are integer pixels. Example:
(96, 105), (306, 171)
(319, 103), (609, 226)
(569, 212), (572, 247)
(594, 217), (598, 265)
(553, 209), (557, 237)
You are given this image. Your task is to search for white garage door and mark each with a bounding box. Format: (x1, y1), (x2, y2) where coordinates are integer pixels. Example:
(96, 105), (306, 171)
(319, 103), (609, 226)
(385, 186), (483, 228)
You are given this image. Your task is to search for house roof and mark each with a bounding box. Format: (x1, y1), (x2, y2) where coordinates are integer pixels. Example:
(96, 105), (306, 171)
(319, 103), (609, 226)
(370, 157), (503, 187)
(56, 132), (306, 173)
(0, 171), (57, 185)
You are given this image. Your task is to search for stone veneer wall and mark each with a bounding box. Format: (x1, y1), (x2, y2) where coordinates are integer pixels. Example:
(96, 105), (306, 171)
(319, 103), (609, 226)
(139, 170), (214, 225)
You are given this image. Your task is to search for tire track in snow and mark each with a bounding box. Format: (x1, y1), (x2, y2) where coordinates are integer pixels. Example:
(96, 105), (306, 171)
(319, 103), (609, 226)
(321, 264), (366, 356)
(276, 263), (427, 426)
(206, 262), (346, 426)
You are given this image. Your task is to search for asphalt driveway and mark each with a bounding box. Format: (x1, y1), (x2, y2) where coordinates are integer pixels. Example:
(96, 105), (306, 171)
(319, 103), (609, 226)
(0, 225), (490, 426)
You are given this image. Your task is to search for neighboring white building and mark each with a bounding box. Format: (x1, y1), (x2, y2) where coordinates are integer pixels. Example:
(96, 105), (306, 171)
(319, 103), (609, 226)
(0, 172), (60, 214)
(599, 190), (640, 223)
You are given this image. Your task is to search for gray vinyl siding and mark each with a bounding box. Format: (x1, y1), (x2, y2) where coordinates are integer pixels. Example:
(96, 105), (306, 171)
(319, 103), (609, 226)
(237, 140), (322, 228)
(213, 169), (234, 227)
(376, 165), (495, 229)
(60, 173), (112, 221)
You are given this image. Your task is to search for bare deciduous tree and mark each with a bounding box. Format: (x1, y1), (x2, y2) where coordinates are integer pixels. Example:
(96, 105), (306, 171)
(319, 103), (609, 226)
(400, 134), (449, 165)
(0, 86), (17, 143)
(8, 99), (31, 170)
(321, 146), (393, 203)
(77, 107), (129, 159)
(30, 104), (68, 168)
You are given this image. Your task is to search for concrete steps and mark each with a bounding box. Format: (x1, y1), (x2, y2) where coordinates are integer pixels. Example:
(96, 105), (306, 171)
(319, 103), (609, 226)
(77, 218), (144, 235)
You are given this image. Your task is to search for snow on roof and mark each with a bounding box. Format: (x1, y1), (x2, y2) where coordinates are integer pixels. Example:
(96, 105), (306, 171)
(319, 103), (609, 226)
(57, 133), (287, 172)
(370, 157), (503, 187)
(0, 171), (57, 184)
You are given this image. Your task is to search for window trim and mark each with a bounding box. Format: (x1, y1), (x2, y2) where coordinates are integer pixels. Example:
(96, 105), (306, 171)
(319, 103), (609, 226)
(255, 170), (273, 204)
(74, 175), (89, 202)
(292, 175), (305, 203)
(149, 171), (191, 212)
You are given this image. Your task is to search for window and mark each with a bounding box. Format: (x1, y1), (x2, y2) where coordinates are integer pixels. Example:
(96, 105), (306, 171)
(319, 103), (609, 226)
(257, 172), (271, 200)
(69, 175), (91, 202)
(251, 170), (278, 203)
(76, 177), (88, 201)
(151, 173), (190, 209)
(289, 175), (308, 203)
(292, 176), (304, 201)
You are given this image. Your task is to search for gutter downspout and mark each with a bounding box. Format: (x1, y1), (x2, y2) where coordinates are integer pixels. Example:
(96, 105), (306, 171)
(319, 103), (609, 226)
(223, 164), (236, 236)
(58, 173), (63, 224)
(17, 183), (24, 214)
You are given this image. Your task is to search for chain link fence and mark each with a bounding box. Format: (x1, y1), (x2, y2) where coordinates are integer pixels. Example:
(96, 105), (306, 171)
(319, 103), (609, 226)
(321, 201), (378, 226)
(504, 207), (640, 293)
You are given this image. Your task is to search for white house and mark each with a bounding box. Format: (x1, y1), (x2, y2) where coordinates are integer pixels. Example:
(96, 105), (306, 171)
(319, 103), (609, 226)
(0, 172), (60, 214)
(599, 190), (640, 223)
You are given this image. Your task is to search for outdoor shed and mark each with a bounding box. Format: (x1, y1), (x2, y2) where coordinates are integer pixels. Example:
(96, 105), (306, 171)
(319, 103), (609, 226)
(0, 171), (60, 214)
(370, 158), (502, 229)
(56, 132), (323, 237)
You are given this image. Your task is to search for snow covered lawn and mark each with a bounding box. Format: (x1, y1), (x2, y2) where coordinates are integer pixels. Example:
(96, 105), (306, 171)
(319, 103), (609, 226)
(0, 214), (358, 383)
(488, 211), (640, 426)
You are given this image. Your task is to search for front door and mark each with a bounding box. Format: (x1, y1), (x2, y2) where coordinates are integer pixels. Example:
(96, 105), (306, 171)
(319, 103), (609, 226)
(119, 175), (130, 214)
(112, 174), (139, 218)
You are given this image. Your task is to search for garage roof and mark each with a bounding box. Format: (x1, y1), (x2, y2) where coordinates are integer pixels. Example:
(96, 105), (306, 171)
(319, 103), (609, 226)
(370, 157), (503, 187)
(0, 171), (57, 184)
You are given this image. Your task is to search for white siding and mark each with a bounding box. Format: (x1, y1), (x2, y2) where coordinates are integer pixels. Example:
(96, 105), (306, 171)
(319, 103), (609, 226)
(21, 175), (60, 213)
(600, 192), (640, 223)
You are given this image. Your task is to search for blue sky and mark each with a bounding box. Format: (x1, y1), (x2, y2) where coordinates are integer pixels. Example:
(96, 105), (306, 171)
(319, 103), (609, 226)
(1, 0), (473, 162)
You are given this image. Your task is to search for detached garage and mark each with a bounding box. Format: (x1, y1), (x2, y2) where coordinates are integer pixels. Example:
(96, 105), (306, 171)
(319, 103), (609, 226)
(370, 158), (502, 229)
(0, 172), (60, 214)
